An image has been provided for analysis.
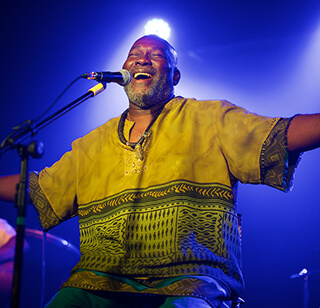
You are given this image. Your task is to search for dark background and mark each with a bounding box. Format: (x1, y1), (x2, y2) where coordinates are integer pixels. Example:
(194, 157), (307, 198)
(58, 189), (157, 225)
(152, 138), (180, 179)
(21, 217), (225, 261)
(0, 1), (319, 307)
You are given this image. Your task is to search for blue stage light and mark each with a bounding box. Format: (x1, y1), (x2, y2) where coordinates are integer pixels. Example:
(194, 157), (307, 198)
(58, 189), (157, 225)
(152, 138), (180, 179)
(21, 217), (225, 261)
(144, 18), (171, 40)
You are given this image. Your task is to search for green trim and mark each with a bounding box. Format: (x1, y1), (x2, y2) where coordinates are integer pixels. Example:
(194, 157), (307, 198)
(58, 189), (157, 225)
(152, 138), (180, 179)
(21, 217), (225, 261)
(74, 269), (202, 291)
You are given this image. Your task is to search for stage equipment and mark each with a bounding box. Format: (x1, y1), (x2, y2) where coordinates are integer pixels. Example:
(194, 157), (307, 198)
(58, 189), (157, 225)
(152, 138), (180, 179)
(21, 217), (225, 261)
(0, 73), (120, 308)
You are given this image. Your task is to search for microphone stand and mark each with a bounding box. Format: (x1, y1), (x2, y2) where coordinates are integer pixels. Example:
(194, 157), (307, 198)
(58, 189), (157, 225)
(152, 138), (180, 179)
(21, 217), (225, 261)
(0, 82), (106, 308)
(290, 268), (310, 308)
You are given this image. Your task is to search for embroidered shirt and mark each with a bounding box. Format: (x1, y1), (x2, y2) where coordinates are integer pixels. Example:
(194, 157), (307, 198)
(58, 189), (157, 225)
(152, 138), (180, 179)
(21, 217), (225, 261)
(29, 97), (299, 300)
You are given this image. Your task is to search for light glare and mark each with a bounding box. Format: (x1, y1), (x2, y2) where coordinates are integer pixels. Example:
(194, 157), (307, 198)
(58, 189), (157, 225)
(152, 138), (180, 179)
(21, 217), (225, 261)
(144, 19), (171, 40)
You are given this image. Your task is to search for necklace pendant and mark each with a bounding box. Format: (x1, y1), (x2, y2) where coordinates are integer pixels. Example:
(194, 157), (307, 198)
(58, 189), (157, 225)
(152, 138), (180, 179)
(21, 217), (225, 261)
(135, 144), (144, 161)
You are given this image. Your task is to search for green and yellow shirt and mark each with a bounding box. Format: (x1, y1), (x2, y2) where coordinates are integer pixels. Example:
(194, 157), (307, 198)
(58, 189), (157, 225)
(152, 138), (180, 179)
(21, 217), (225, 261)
(29, 97), (299, 302)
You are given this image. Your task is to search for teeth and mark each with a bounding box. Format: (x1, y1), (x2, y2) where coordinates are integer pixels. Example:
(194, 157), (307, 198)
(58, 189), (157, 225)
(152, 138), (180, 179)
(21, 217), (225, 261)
(134, 72), (152, 79)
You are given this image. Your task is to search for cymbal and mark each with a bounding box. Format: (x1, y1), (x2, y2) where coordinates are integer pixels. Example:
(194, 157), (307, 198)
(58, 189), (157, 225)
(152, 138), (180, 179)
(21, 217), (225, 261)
(24, 228), (80, 258)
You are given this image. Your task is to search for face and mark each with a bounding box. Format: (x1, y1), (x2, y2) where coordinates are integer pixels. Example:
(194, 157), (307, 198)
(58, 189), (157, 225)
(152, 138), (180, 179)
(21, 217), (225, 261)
(122, 35), (180, 109)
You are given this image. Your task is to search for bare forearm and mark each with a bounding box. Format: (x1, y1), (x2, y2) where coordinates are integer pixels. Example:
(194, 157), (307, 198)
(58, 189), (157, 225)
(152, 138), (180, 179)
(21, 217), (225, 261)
(287, 114), (320, 152)
(0, 174), (20, 203)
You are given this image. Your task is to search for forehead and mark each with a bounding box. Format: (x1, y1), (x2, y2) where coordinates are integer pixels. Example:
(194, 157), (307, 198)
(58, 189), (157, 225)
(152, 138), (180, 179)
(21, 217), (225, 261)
(129, 37), (168, 52)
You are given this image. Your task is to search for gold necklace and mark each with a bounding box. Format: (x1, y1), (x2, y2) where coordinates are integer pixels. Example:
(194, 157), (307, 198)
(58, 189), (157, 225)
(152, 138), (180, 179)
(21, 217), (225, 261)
(131, 126), (144, 137)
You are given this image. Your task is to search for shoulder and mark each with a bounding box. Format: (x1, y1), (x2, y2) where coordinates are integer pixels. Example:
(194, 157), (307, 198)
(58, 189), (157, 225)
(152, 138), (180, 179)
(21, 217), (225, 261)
(71, 115), (121, 150)
(166, 96), (240, 116)
(169, 96), (235, 108)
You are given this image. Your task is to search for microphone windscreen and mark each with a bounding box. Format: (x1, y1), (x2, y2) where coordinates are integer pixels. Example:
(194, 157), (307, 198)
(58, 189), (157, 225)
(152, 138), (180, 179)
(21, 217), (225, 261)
(119, 69), (131, 86)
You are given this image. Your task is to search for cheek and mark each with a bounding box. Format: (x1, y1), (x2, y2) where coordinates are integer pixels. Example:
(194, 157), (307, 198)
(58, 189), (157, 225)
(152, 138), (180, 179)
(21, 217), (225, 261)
(161, 65), (174, 79)
(122, 60), (131, 70)
(155, 63), (170, 75)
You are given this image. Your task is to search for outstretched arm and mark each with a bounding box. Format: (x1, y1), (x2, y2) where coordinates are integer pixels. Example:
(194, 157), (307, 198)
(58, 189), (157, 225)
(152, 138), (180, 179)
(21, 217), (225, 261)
(0, 174), (20, 203)
(287, 114), (320, 152)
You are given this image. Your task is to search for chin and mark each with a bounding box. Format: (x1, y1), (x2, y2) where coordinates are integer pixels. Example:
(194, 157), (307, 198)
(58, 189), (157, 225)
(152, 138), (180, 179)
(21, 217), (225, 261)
(125, 82), (173, 109)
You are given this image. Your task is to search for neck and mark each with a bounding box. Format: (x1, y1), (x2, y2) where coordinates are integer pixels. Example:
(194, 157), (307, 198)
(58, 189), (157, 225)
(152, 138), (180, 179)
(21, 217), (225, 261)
(128, 101), (168, 123)
(127, 100), (168, 143)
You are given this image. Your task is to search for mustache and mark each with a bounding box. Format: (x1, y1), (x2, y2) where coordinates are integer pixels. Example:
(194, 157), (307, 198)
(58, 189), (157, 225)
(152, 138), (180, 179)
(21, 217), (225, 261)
(129, 67), (157, 76)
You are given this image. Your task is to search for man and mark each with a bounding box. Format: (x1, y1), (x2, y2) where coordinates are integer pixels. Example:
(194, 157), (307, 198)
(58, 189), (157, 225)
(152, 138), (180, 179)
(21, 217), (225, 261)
(0, 218), (16, 307)
(0, 35), (320, 308)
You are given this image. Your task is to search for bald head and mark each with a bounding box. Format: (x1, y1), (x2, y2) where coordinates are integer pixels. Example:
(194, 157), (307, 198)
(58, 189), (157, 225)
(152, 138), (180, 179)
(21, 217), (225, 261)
(133, 35), (178, 68)
(122, 35), (181, 109)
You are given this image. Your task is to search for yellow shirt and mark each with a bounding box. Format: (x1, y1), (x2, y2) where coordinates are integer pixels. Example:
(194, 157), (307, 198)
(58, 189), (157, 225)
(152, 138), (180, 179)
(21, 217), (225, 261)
(33, 97), (297, 297)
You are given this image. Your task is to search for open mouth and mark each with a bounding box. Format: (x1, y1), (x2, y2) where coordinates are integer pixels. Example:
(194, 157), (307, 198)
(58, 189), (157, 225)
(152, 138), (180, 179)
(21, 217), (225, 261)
(133, 72), (152, 80)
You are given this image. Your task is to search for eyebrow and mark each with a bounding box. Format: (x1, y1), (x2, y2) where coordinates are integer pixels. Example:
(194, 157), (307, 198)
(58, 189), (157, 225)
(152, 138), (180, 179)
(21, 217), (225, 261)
(130, 46), (166, 53)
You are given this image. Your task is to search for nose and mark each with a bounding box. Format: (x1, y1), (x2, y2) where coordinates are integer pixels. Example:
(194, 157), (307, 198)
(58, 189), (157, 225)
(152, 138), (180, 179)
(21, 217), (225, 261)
(136, 53), (152, 66)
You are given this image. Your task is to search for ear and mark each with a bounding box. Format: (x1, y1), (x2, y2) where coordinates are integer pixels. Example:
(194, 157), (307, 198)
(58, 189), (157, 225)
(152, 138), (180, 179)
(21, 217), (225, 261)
(173, 68), (181, 86)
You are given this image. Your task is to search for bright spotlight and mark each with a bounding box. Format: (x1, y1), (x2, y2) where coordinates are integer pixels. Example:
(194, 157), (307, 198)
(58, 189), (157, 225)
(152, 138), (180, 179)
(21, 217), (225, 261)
(144, 19), (171, 40)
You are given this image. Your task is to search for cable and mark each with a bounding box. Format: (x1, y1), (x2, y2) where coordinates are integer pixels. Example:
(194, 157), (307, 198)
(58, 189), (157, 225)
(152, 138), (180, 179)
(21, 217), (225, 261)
(34, 75), (82, 123)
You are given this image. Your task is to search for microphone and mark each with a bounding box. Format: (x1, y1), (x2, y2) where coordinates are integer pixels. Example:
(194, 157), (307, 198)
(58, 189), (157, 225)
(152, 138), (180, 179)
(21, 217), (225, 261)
(81, 69), (131, 86)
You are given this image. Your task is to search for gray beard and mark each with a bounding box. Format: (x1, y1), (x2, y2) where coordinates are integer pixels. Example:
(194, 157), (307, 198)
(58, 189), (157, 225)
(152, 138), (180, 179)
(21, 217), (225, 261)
(124, 74), (173, 109)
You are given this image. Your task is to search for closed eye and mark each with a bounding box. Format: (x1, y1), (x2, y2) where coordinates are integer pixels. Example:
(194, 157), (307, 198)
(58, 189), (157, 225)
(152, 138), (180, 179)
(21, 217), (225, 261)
(150, 53), (165, 59)
(129, 52), (141, 57)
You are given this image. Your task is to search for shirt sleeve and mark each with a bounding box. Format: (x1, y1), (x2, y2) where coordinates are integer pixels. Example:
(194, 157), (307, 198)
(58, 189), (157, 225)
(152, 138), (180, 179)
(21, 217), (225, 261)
(28, 141), (79, 231)
(215, 101), (300, 190)
(29, 171), (77, 231)
(261, 117), (301, 191)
